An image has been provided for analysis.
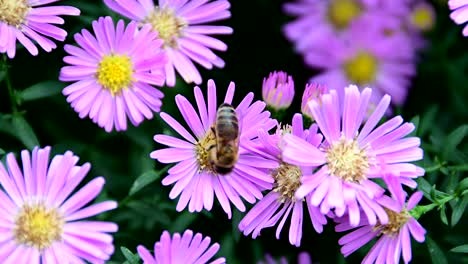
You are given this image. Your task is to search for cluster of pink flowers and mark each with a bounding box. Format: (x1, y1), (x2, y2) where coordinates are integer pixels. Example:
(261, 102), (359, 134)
(283, 0), (435, 109)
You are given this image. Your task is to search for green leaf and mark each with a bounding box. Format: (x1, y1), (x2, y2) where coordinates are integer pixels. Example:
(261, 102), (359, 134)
(443, 125), (468, 161)
(451, 195), (468, 227)
(451, 244), (468, 253)
(419, 106), (438, 138)
(417, 178), (433, 201)
(19, 81), (64, 102)
(0, 69), (5, 82)
(169, 211), (198, 233)
(128, 170), (160, 196)
(120, 247), (140, 264)
(409, 115), (420, 137)
(439, 206), (448, 225)
(12, 115), (39, 150)
(455, 177), (468, 194)
(426, 236), (448, 264)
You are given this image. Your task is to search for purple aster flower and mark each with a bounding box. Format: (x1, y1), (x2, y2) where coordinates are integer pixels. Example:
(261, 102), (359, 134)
(137, 229), (225, 264)
(282, 85), (424, 227)
(104, 0), (232, 87)
(262, 71), (295, 111)
(150, 79), (277, 218)
(239, 114), (327, 247)
(335, 191), (426, 264)
(450, 0), (468, 36)
(0, 0), (80, 58)
(59, 16), (167, 132)
(258, 252), (312, 264)
(301, 83), (328, 121)
(0, 146), (118, 263)
(307, 18), (415, 106)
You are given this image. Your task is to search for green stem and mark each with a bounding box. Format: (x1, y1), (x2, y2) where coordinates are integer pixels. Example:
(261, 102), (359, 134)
(411, 194), (456, 219)
(2, 55), (17, 113)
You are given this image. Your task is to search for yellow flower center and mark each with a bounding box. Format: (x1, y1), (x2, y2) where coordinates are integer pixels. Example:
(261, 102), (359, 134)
(326, 137), (369, 183)
(0, 0), (31, 27)
(273, 163), (302, 202)
(376, 209), (411, 237)
(144, 6), (187, 48)
(344, 51), (378, 85)
(13, 203), (64, 251)
(195, 128), (217, 174)
(327, 0), (362, 30)
(96, 54), (134, 96)
(411, 5), (434, 31)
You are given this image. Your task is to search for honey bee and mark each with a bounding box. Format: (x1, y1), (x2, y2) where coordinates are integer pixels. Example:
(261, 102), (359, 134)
(209, 103), (240, 175)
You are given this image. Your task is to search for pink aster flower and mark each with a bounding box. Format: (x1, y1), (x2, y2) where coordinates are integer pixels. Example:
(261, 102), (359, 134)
(239, 114), (327, 247)
(137, 229), (225, 264)
(307, 18), (415, 106)
(59, 16), (167, 132)
(258, 252), (312, 264)
(0, 146), (118, 263)
(0, 0), (80, 58)
(449, 0), (468, 36)
(301, 83), (328, 121)
(262, 71), (295, 111)
(104, 0), (232, 86)
(282, 85), (424, 227)
(150, 79), (277, 218)
(335, 191), (426, 264)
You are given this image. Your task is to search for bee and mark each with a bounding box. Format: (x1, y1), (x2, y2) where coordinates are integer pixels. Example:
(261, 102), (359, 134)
(209, 103), (240, 175)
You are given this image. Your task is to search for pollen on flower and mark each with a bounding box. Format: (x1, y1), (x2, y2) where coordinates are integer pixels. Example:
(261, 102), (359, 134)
(378, 209), (411, 236)
(144, 6), (187, 48)
(13, 202), (64, 251)
(326, 136), (369, 183)
(344, 51), (378, 85)
(0, 0), (31, 28)
(96, 54), (134, 96)
(327, 0), (362, 30)
(273, 163), (302, 202)
(195, 127), (217, 174)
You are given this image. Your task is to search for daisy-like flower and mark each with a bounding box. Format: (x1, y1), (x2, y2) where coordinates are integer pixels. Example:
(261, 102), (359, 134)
(137, 229), (225, 264)
(258, 252), (312, 264)
(59, 16), (167, 132)
(262, 71), (295, 111)
(282, 85), (424, 227)
(301, 83), (328, 121)
(408, 2), (435, 33)
(104, 0), (232, 86)
(0, 146), (118, 263)
(307, 18), (415, 106)
(150, 79), (277, 218)
(449, 0), (468, 36)
(335, 191), (426, 264)
(0, 0), (80, 58)
(283, 0), (375, 54)
(239, 114), (327, 247)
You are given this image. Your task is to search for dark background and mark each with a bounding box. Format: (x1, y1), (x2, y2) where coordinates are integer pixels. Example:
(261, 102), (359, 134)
(0, 0), (467, 263)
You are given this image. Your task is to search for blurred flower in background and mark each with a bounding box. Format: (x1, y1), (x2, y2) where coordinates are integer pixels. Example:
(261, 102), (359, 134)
(283, 0), (435, 108)
(137, 229), (226, 264)
(0, 146), (118, 263)
(59, 17), (167, 132)
(258, 252), (312, 264)
(239, 114), (327, 247)
(104, 0), (233, 87)
(0, 0), (80, 58)
(151, 79), (277, 218)
(262, 71), (295, 112)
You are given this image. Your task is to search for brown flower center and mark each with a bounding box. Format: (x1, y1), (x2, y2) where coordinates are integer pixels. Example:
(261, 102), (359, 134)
(326, 137), (369, 183)
(143, 6), (187, 48)
(195, 128), (217, 174)
(273, 163), (302, 202)
(375, 209), (411, 237)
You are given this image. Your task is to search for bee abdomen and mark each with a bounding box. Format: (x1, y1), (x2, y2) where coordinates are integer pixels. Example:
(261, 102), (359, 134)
(216, 103), (239, 140)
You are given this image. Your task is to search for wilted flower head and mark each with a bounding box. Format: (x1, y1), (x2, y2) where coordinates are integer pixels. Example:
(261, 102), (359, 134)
(0, 0), (80, 58)
(262, 71), (295, 111)
(239, 114), (327, 247)
(59, 16), (167, 132)
(137, 229), (225, 264)
(336, 191), (426, 264)
(151, 79), (277, 218)
(0, 146), (118, 263)
(282, 85), (424, 227)
(449, 0), (468, 36)
(104, 0), (233, 86)
(301, 83), (328, 120)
